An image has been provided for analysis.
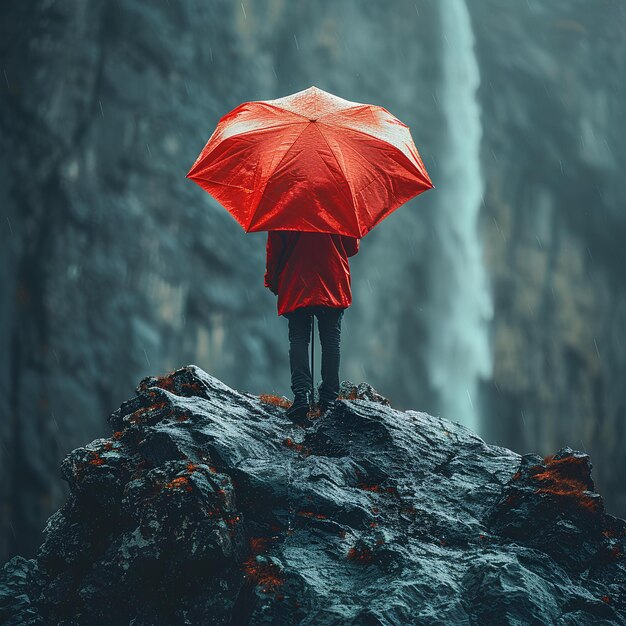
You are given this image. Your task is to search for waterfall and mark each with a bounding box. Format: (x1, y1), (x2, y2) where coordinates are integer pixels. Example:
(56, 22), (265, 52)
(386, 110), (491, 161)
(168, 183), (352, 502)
(426, 0), (493, 433)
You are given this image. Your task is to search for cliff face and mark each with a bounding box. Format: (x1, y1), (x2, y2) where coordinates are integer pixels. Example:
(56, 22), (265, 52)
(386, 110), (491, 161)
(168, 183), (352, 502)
(470, 0), (626, 516)
(1, 366), (624, 625)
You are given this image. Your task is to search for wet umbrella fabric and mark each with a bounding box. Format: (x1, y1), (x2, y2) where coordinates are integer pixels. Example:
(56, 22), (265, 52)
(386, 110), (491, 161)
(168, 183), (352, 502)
(186, 85), (434, 238)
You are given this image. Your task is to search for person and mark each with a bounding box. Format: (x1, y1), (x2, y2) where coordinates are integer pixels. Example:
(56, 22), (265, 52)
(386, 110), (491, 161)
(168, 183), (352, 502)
(264, 230), (360, 424)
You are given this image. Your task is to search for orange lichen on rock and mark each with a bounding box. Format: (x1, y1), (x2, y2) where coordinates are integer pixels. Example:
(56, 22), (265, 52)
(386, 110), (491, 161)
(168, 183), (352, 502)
(181, 381), (204, 395)
(358, 483), (381, 492)
(297, 510), (328, 520)
(154, 374), (177, 391)
(186, 462), (198, 473)
(339, 389), (358, 401)
(103, 442), (113, 451)
(358, 482), (396, 494)
(242, 536), (283, 593)
(283, 437), (311, 456)
(347, 547), (373, 563)
(532, 455), (599, 512)
(129, 401), (168, 424)
(226, 514), (241, 535)
(249, 537), (269, 553)
(165, 476), (192, 492)
(259, 394), (292, 409)
(503, 494), (518, 506)
(89, 452), (104, 466)
(248, 564), (283, 594)
(112, 431), (123, 440)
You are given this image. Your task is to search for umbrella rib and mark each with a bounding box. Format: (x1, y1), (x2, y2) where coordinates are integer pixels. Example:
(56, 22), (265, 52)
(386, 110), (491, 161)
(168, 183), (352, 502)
(192, 119), (306, 171)
(329, 134), (422, 235)
(256, 101), (313, 122)
(319, 118), (428, 182)
(245, 122), (310, 231)
(313, 123), (362, 238)
(227, 118), (308, 139)
(196, 179), (254, 191)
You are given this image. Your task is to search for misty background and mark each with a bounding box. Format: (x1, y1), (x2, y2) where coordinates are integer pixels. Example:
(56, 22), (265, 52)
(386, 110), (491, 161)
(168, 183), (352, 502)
(1, 0), (625, 563)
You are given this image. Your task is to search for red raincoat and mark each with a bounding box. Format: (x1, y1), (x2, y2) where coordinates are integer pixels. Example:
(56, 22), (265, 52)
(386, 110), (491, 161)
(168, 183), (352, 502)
(264, 231), (360, 316)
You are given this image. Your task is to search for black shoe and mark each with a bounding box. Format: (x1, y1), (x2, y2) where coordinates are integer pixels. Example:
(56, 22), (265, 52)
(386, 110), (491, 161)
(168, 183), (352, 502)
(286, 393), (310, 426)
(319, 397), (338, 414)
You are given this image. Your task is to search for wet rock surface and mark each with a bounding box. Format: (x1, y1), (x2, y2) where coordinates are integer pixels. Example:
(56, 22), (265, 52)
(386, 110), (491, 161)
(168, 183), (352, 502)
(1, 365), (624, 625)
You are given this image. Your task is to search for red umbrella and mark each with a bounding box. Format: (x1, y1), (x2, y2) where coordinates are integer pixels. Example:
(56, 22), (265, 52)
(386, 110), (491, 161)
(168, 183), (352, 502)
(186, 85), (434, 238)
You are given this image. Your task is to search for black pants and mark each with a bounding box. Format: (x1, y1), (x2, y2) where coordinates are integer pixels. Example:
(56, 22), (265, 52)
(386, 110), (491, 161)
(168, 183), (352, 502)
(283, 305), (345, 404)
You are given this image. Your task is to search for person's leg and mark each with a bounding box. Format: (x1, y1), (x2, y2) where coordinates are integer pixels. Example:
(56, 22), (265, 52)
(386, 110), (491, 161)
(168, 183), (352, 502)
(316, 306), (344, 406)
(285, 307), (313, 401)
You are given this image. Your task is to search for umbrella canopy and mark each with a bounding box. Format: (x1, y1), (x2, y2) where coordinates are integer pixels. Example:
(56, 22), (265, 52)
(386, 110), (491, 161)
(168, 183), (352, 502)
(186, 85), (434, 238)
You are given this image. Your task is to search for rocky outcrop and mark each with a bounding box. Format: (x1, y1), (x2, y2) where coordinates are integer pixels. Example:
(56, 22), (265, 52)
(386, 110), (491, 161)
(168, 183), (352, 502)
(1, 366), (624, 625)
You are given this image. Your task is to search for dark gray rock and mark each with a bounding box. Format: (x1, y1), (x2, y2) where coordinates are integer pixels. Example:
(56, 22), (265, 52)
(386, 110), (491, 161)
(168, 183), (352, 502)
(1, 365), (624, 625)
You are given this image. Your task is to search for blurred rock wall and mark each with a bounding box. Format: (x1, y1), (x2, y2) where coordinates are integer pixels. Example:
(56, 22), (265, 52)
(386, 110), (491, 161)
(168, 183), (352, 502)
(471, 0), (626, 516)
